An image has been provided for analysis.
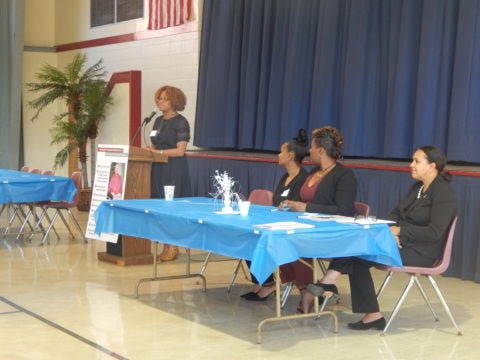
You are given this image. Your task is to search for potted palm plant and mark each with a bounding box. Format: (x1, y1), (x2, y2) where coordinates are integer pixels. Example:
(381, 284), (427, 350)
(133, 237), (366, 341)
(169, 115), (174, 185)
(26, 53), (113, 210)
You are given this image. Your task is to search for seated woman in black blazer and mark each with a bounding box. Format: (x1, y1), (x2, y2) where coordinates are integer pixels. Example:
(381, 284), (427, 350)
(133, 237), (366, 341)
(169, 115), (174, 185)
(246, 126), (358, 308)
(305, 145), (458, 330)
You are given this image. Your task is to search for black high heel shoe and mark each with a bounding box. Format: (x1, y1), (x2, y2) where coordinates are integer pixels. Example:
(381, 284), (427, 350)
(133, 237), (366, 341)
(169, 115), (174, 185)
(244, 290), (275, 302)
(348, 317), (386, 331)
(306, 282), (338, 296)
(244, 283), (276, 301)
(240, 291), (257, 298)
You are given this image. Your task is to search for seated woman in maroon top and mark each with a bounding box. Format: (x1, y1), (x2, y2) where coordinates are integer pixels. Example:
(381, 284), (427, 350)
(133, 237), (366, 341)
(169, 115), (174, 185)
(245, 126), (357, 311)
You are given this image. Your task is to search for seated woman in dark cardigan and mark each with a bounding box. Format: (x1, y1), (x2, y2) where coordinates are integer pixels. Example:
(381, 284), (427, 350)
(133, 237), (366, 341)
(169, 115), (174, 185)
(242, 129), (309, 300)
(306, 145), (458, 330)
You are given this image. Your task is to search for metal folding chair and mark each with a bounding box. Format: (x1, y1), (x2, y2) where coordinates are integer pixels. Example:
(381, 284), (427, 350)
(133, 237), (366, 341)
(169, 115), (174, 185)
(193, 189), (274, 291)
(32, 171), (87, 245)
(376, 216), (461, 335)
(281, 202), (371, 308)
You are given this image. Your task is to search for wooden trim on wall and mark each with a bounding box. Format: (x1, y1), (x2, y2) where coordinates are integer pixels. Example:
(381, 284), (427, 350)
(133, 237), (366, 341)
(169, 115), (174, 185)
(67, 71), (142, 176)
(186, 152), (480, 178)
(106, 71), (142, 146)
(55, 22), (198, 52)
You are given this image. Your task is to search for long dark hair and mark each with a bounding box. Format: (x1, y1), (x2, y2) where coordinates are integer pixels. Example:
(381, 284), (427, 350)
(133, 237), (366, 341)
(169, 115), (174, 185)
(419, 145), (452, 182)
(286, 128), (308, 163)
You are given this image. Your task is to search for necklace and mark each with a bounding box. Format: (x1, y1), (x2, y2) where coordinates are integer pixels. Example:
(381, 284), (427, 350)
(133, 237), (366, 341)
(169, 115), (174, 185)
(316, 163), (335, 176)
(417, 185), (424, 199)
(286, 168), (300, 183)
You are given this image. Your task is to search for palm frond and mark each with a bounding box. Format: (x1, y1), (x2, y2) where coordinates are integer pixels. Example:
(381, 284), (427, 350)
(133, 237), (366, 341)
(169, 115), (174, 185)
(26, 52), (112, 187)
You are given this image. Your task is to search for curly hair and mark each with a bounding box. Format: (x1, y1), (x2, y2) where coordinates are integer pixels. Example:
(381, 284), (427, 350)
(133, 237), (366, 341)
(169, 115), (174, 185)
(154, 85), (187, 111)
(312, 126), (344, 160)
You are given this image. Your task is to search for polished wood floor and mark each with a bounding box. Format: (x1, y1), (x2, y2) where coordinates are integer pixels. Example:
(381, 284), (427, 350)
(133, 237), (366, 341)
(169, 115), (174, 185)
(1, 209), (477, 359)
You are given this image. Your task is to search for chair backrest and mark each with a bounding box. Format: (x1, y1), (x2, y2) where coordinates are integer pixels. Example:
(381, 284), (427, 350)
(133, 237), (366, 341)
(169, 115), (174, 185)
(248, 189), (274, 206)
(354, 201), (370, 217)
(430, 216), (458, 274)
(395, 216), (458, 276)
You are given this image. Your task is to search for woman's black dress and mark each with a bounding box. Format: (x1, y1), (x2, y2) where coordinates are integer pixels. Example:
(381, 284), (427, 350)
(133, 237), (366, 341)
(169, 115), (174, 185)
(150, 114), (192, 198)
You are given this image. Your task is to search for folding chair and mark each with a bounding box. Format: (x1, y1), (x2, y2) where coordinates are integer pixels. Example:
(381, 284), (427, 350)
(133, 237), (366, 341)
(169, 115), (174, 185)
(376, 216), (461, 335)
(281, 202), (371, 308)
(13, 169), (58, 239)
(194, 189), (274, 291)
(354, 201), (370, 217)
(33, 171), (87, 245)
(0, 166), (31, 220)
(2, 167), (43, 237)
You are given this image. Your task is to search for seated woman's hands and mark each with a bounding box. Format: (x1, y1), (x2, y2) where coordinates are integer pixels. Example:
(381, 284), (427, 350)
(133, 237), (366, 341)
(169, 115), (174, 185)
(389, 226), (402, 248)
(282, 200), (307, 212)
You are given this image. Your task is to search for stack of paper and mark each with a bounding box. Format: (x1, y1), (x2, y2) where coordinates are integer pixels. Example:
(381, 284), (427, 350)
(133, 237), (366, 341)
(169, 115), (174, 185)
(253, 221), (315, 230)
(298, 214), (350, 222)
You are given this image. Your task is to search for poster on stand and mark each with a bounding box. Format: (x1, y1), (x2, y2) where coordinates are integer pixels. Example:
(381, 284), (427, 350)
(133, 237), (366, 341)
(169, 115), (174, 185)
(85, 144), (129, 242)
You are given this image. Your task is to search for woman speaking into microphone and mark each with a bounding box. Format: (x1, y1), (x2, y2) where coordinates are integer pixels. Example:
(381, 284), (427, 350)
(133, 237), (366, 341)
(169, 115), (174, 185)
(146, 85), (192, 261)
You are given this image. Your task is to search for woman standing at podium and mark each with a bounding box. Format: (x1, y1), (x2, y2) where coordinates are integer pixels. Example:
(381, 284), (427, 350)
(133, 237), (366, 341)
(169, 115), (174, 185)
(147, 85), (192, 261)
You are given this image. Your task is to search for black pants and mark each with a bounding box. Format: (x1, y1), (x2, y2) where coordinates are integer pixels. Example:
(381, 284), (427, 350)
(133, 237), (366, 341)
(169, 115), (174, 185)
(329, 250), (436, 314)
(328, 257), (379, 313)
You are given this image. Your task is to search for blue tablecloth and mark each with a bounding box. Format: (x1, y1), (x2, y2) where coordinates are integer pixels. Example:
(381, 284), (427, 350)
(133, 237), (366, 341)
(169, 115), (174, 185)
(94, 197), (402, 284)
(0, 169), (77, 204)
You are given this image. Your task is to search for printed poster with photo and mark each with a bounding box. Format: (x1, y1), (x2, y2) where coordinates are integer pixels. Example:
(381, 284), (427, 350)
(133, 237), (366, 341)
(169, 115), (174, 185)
(85, 144), (129, 242)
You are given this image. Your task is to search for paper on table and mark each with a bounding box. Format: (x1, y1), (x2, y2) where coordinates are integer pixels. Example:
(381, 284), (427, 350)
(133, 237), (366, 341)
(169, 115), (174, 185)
(298, 214), (351, 222)
(298, 213), (395, 225)
(253, 221), (315, 230)
(335, 217), (395, 225)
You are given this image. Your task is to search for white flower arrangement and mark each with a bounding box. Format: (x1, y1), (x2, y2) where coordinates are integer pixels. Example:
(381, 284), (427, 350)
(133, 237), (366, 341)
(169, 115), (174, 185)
(211, 170), (243, 213)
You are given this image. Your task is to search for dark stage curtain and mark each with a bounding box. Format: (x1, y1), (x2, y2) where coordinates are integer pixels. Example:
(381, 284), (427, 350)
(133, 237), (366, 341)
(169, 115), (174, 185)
(195, 0), (480, 163)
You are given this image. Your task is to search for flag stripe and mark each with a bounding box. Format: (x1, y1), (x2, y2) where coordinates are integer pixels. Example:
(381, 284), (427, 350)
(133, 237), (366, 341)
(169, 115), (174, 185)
(148, 0), (191, 30)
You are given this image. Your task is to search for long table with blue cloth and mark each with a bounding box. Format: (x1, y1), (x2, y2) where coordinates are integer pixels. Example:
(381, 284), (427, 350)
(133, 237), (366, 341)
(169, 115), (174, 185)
(1, 169), (77, 238)
(0, 169), (76, 204)
(93, 197), (402, 342)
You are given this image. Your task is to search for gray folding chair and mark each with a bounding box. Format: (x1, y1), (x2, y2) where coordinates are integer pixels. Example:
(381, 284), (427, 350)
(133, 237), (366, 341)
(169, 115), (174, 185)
(376, 216), (461, 335)
(281, 202), (371, 308)
(193, 189), (274, 292)
(32, 171), (87, 245)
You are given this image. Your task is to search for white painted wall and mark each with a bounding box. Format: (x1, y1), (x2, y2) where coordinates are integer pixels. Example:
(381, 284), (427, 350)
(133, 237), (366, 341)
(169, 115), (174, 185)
(22, 0), (201, 177)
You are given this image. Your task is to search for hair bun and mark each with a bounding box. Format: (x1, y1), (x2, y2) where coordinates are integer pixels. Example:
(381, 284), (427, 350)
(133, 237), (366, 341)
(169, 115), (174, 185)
(294, 128), (308, 146)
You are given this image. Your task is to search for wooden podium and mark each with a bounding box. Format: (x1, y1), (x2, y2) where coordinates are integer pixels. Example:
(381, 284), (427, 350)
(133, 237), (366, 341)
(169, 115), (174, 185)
(97, 146), (167, 265)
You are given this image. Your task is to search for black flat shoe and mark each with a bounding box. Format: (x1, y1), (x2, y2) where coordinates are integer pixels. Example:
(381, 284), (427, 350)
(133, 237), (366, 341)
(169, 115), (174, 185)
(306, 282), (338, 296)
(348, 317), (386, 331)
(240, 291), (257, 298)
(244, 291), (275, 302)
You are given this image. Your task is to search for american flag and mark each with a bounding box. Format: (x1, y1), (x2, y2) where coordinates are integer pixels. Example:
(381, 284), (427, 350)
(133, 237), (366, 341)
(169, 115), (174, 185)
(148, 0), (192, 30)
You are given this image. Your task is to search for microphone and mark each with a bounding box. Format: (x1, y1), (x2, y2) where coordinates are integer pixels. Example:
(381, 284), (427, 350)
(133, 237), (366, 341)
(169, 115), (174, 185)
(143, 108), (158, 125)
(131, 108), (158, 146)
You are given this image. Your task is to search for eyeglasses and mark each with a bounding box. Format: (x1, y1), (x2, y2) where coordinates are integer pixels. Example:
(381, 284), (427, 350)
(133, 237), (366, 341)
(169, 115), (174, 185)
(156, 97), (169, 102)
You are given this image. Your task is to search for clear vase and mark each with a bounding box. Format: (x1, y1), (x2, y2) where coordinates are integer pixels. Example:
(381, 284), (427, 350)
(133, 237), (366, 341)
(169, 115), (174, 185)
(222, 192), (233, 213)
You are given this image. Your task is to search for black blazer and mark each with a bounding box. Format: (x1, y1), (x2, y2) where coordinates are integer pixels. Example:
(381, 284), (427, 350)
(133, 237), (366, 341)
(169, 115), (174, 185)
(389, 175), (458, 261)
(304, 163), (357, 216)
